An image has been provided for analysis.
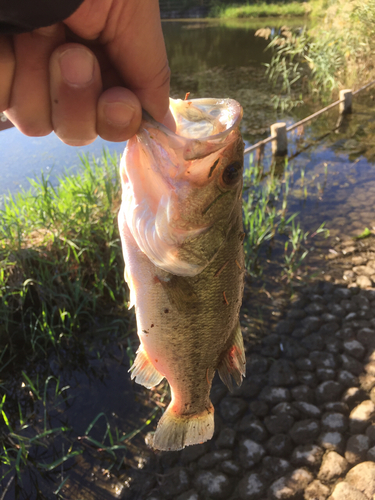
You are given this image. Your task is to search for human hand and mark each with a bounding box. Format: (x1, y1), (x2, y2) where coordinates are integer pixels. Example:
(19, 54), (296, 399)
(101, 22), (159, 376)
(1, 0), (170, 145)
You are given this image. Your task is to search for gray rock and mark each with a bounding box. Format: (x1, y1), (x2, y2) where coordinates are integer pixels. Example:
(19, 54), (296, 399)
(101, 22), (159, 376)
(237, 379), (262, 398)
(349, 400), (375, 434)
(266, 434), (293, 457)
(301, 334), (325, 351)
(303, 316), (322, 333)
(272, 402), (300, 418)
(197, 450), (232, 469)
(239, 439), (266, 468)
(317, 368), (336, 381)
(334, 288), (352, 300)
(291, 385), (315, 403)
(264, 415), (295, 435)
(262, 457), (291, 479)
(324, 401), (349, 414)
(246, 354), (269, 374)
(340, 353), (364, 376)
(345, 434), (371, 464)
(319, 322), (340, 336)
(297, 371), (317, 387)
(345, 461), (375, 498)
(291, 327), (309, 339)
(316, 381), (344, 403)
(287, 308), (306, 320)
(259, 386), (291, 404)
(326, 338), (343, 354)
(337, 370), (358, 387)
(176, 491), (199, 500)
(220, 460), (242, 476)
(281, 338), (309, 359)
(304, 479), (330, 500)
(276, 320), (295, 335)
(268, 360), (298, 387)
(193, 471), (233, 500)
(343, 387), (367, 408)
(291, 444), (324, 467)
(317, 451), (349, 482)
(318, 431), (346, 453)
(268, 468), (313, 499)
(367, 445), (375, 461)
(219, 397), (248, 422)
(289, 419), (320, 445)
(292, 401), (321, 418)
(238, 416), (268, 442)
(357, 327), (375, 347)
(328, 481), (368, 500)
(295, 358), (315, 371)
(305, 303), (325, 315)
(366, 423), (375, 442)
(249, 400), (269, 417)
(331, 303), (345, 317)
(343, 339), (365, 359)
(216, 428), (236, 449)
(161, 468), (190, 499)
(321, 313), (338, 323)
(238, 472), (267, 500)
(321, 412), (348, 433)
(211, 384), (228, 405)
(180, 443), (210, 465)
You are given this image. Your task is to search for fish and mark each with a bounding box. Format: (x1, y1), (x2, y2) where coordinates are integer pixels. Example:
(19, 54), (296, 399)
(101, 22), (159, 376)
(118, 97), (246, 451)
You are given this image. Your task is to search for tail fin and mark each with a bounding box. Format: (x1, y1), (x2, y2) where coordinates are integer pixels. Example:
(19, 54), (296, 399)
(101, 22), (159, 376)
(153, 404), (214, 451)
(217, 321), (246, 392)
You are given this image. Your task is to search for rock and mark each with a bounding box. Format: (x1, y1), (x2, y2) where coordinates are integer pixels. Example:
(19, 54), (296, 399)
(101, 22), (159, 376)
(324, 402), (349, 414)
(264, 415), (295, 435)
(356, 275), (372, 288)
(317, 451), (349, 482)
(259, 386), (291, 405)
(276, 320), (295, 335)
(240, 379), (262, 398)
(216, 428), (236, 449)
(366, 361), (375, 376)
(193, 471), (233, 500)
(292, 327), (309, 339)
(262, 457), (291, 479)
(357, 327), (375, 347)
(289, 420), (320, 445)
(293, 402), (321, 418)
(321, 412), (348, 433)
(266, 434), (293, 457)
(328, 481), (368, 500)
(238, 472), (267, 500)
(219, 397), (248, 422)
(239, 439), (266, 468)
(345, 434), (371, 464)
(197, 450), (232, 469)
(349, 400), (375, 434)
(180, 443), (209, 464)
(367, 445), (375, 461)
(246, 354), (269, 374)
(305, 303), (325, 315)
(268, 468), (313, 499)
(210, 384), (228, 405)
(319, 322), (340, 336)
(366, 423), (375, 442)
(343, 387), (367, 407)
(343, 340), (365, 359)
(318, 432), (346, 453)
(326, 338), (343, 354)
(304, 479), (330, 500)
(337, 370), (358, 387)
(220, 460), (242, 476)
(317, 368), (336, 381)
(359, 373), (375, 391)
(291, 385), (315, 403)
(176, 491), (199, 500)
(238, 416), (268, 442)
(268, 360), (298, 387)
(303, 316), (322, 333)
(297, 371), (318, 387)
(295, 358), (315, 371)
(316, 381), (344, 403)
(249, 401), (269, 417)
(340, 353), (364, 375)
(291, 444), (324, 467)
(301, 334), (325, 351)
(345, 461), (375, 498)
(272, 402), (300, 418)
(334, 288), (352, 300)
(161, 468), (190, 498)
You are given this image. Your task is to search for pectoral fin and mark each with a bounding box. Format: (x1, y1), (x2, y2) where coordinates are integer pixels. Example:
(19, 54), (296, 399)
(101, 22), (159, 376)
(129, 346), (164, 389)
(217, 321), (246, 392)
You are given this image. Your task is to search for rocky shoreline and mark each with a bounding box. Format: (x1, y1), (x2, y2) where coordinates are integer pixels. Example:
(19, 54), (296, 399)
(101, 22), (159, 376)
(122, 235), (375, 500)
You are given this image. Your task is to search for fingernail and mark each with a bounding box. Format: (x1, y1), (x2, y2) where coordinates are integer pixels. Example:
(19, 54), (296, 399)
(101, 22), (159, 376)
(104, 102), (134, 128)
(59, 48), (94, 86)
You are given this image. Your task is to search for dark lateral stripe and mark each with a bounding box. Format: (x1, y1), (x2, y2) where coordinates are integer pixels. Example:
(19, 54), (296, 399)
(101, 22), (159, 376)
(208, 159), (220, 178)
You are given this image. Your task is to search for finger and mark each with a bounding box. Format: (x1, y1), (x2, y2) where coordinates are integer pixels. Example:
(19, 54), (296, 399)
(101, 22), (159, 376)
(65, 0), (170, 123)
(5, 24), (64, 136)
(96, 87), (141, 142)
(49, 43), (102, 146)
(0, 36), (15, 112)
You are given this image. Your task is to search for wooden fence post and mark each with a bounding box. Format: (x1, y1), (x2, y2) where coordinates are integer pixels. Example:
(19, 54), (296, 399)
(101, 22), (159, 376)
(270, 122), (288, 156)
(339, 89), (352, 114)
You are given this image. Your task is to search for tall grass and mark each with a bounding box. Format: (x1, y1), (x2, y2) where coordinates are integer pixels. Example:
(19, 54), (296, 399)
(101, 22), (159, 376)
(211, 2), (311, 19)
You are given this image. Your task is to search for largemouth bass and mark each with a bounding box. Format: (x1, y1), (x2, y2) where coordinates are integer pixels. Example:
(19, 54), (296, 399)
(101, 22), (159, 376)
(118, 97), (245, 451)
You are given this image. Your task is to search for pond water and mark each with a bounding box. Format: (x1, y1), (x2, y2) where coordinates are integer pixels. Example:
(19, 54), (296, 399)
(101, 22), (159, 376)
(3, 17), (375, 500)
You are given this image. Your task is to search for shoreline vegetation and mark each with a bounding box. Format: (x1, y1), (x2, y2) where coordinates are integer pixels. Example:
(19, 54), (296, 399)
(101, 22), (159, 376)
(210, 2), (312, 19)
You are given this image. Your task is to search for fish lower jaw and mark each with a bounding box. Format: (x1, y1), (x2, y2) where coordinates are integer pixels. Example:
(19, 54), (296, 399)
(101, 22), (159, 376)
(152, 403), (214, 451)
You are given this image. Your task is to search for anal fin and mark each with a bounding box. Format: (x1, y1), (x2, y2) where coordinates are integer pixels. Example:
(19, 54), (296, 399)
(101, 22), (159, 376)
(129, 346), (164, 389)
(217, 321), (246, 392)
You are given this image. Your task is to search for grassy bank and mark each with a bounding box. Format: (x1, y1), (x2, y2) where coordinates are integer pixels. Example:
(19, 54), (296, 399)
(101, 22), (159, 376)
(211, 1), (311, 19)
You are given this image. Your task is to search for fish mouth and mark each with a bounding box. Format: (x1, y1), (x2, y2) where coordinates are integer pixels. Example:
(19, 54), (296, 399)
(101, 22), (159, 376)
(142, 98), (243, 161)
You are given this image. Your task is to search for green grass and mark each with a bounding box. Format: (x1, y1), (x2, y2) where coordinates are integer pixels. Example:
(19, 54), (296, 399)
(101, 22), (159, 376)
(211, 2), (311, 19)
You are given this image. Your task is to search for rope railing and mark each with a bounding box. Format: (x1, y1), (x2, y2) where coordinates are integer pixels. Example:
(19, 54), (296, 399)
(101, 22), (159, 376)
(243, 78), (375, 156)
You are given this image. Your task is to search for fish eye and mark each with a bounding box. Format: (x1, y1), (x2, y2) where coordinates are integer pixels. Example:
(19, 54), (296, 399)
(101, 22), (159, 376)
(221, 161), (242, 186)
